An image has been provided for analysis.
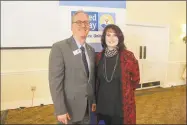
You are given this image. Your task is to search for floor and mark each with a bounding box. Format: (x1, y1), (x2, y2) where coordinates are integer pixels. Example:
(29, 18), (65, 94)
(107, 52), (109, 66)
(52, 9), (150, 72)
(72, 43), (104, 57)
(1, 85), (186, 124)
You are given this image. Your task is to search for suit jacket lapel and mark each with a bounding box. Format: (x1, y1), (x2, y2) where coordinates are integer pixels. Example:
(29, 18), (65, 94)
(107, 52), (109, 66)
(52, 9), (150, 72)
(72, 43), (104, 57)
(67, 36), (88, 77)
(67, 36), (79, 51)
(85, 43), (92, 66)
(85, 43), (94, 81)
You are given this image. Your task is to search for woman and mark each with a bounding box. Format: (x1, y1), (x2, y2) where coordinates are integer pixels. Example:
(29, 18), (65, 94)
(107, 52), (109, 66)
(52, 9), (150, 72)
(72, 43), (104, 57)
(95, 24), (140, 124)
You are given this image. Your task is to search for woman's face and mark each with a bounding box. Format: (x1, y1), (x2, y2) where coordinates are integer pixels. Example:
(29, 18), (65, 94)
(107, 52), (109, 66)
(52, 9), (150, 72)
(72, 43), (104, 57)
(105, 29), (119, 48)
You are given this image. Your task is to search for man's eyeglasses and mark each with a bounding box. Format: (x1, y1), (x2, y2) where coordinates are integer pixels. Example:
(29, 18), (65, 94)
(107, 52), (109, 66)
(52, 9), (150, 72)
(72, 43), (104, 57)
(72, 20), (90, 27)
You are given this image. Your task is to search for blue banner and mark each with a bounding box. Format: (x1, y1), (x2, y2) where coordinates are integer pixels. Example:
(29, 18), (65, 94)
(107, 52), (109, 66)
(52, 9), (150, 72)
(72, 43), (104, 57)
(72, 11), (115, 31)
(71, 11), (116, 52)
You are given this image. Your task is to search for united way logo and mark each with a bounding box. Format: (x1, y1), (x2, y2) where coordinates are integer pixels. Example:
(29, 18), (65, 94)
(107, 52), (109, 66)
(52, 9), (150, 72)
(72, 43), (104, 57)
(98, 13), (115, 31)
(71, 11), (115, 31)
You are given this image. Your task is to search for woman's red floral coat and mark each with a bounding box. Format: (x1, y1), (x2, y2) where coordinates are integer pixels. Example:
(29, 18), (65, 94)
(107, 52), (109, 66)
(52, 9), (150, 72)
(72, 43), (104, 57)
(95, 49), (140, 124)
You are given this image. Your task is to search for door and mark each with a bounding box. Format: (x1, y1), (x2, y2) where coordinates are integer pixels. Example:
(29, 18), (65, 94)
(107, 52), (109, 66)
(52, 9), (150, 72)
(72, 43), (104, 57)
(124, 24), (145, 85)
(124, 24), (169, 86)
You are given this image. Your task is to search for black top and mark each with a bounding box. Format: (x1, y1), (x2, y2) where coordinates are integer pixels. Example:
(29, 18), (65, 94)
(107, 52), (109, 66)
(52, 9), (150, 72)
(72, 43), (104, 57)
(96, 53), (123, 117)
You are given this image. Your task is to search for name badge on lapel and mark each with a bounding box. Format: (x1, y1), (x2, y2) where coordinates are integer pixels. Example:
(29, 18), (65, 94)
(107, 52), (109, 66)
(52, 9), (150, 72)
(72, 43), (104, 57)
(73, 49), (81, 56)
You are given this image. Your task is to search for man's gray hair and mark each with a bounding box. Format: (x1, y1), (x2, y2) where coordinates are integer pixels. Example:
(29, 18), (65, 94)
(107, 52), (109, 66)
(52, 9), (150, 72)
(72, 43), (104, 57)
(72, 10), (89, 23)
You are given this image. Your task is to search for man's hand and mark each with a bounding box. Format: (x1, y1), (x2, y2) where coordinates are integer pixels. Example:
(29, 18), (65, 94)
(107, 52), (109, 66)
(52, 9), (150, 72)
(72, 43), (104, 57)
(92, 104), (96, 112)
(57, 113), (71, 124)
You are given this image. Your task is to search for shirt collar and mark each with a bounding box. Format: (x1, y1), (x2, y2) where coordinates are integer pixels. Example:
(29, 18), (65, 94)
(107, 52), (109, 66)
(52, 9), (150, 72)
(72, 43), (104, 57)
(73, 36), (86, 49)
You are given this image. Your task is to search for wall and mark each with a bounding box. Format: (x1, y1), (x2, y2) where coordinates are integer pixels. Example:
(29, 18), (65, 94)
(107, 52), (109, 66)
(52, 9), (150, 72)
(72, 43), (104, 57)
(1, 1), (186, 110)
(126, 1), (186, 87)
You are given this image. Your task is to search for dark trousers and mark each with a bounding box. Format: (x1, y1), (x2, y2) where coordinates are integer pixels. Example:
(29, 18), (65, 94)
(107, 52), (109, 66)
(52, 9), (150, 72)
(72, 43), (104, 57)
(97, 113), (123, 125)
(73, 101), (89, 124)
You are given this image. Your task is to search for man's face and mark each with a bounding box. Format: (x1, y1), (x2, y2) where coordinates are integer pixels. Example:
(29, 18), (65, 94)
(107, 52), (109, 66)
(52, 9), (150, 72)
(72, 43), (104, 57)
(72, 13), (90, 43)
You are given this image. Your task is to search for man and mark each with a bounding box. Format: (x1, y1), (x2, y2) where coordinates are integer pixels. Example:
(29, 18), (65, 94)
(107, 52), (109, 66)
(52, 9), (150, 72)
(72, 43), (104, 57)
(49, 10), (96, 124)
